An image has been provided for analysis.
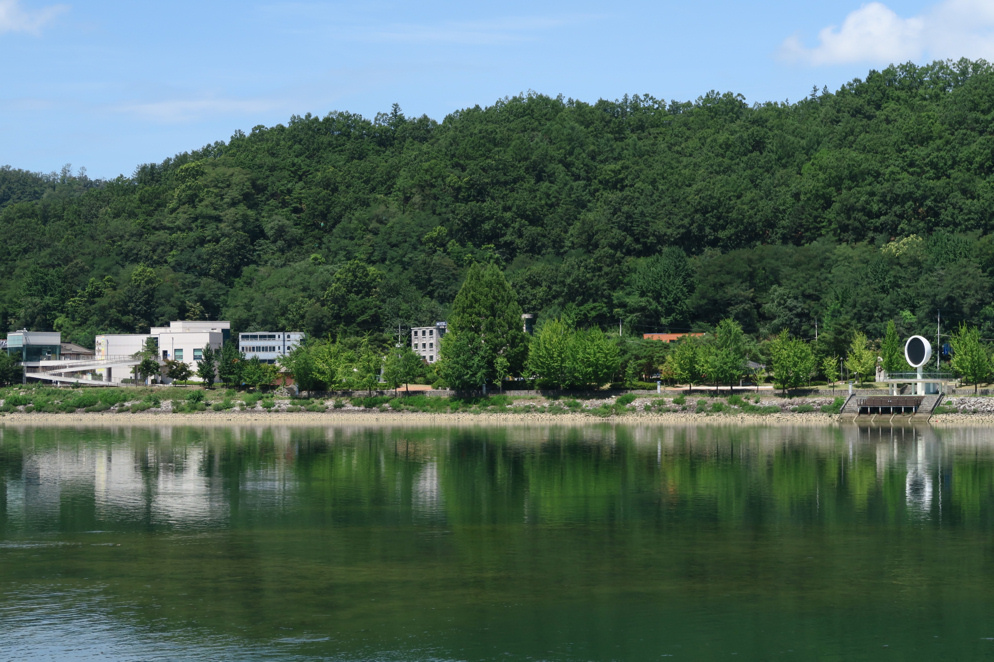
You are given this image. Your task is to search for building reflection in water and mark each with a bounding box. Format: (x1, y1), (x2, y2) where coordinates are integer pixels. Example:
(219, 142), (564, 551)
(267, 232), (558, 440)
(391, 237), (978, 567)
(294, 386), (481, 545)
(846, 424), (943, 521)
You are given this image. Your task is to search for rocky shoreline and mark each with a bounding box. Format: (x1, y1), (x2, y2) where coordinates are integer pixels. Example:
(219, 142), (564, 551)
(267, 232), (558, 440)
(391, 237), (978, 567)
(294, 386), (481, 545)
(0, 409), (843, 427)
(2, 393), (994, 427)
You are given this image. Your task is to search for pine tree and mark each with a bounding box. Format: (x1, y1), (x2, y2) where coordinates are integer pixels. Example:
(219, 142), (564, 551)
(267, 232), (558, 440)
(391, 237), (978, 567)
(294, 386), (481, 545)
(197, 344), (217, 389)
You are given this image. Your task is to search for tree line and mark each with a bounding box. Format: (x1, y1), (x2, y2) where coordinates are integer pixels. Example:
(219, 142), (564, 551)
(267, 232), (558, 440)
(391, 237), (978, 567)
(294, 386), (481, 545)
(266, 264), (994, 395)
(5, 60), (994, 356)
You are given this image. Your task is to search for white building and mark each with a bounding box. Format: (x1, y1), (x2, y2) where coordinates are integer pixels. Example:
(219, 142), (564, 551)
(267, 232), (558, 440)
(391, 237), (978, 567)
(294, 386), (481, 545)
(411, 322), (446, 364)
(238, 332), (305, 364)
(95, 321), (229, 383)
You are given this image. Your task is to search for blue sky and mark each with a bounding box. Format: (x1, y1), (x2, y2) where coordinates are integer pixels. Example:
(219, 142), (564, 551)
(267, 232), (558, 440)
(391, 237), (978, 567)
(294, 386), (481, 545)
(1, 0), (989, 179)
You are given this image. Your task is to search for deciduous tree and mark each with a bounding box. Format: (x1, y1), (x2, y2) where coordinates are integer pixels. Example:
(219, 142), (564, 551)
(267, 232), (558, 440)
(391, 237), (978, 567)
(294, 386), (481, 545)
(769, 331), (816, 396)
(844, 332), (875, 385)
(950, 324), (991, 394)
(383, 344), (428, 392)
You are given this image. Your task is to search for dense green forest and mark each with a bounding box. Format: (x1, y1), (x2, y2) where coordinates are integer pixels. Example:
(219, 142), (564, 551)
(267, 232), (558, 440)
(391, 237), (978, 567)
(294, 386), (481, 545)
(4, 58), (994, 360)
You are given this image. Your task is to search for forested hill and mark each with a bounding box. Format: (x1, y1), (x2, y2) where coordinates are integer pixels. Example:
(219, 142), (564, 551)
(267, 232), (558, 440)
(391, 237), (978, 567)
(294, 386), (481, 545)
(4, 58), (994, 356)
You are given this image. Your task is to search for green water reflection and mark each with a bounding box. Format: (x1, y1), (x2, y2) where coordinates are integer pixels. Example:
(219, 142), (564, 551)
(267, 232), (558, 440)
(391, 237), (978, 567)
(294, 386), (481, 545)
(2, 422), (994, 660)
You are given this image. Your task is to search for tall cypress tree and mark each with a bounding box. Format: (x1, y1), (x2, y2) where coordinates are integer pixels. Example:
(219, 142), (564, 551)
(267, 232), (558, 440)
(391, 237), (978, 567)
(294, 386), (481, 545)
(880, 320), (903, 375)
(438, 263), (527, 391)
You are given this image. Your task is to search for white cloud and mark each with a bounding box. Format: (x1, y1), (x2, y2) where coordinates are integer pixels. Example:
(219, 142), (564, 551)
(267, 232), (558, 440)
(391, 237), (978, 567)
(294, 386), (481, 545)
(0, 0), (68, 35)
(111, 97), (287, 124)
(780, 0), (994, 66)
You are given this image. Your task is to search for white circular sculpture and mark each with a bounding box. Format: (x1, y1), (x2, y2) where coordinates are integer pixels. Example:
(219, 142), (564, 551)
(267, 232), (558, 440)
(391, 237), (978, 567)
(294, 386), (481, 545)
(905, 335), (932, 369)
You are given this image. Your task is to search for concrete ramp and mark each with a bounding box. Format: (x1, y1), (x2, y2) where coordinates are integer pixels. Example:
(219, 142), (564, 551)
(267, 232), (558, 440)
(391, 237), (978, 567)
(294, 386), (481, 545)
(24, 356), (144, 386)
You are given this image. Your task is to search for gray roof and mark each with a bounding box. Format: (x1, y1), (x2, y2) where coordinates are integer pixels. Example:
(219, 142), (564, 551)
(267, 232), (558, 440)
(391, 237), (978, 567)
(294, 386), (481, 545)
(61, 342), (95, 355)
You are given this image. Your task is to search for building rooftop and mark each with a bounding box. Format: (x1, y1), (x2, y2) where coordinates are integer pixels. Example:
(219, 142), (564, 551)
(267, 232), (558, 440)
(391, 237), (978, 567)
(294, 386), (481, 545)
(643, 333), (705, 343)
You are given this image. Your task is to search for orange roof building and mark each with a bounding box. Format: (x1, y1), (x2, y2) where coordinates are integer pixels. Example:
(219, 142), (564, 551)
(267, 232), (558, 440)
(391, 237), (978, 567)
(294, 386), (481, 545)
(642, 333), (705, 343)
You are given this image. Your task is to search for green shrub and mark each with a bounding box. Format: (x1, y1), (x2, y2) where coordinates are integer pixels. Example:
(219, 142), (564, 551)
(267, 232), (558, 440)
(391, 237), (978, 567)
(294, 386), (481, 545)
(130, 401), (154, 413)
(261, 399), (276, 410)
(562, 398), (583, 411)
(64, 393), (100, 410)
(672, 395), (686, 405)
(710, 402), (726, 413)
(211, 399), (234, 411)
(186, 390), (206, 403)
(4, 394), (30, 407)
(588, 404), (614, 417)
(483, 394), (513, 409)
(333, 399), (345, 409)
(819, 397), (846, 414)
(792, 404), (816, 413)
(95, 390), (133, 406)
(615, 393), (637, 407)
(84, 402), (110, 413)
(695, 399), (708, 412)
(740, 403), (781, 415)
(351, 395), (392, 409)
(727, 394), (745, 407)
(305, 402), (326, 412)
(388, 395), (450, 413)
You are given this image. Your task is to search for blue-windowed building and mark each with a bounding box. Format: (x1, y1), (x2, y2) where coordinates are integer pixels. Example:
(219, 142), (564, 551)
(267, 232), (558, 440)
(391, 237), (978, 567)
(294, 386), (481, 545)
(238, 332), (305, 364)
(4, 330), (61, 362)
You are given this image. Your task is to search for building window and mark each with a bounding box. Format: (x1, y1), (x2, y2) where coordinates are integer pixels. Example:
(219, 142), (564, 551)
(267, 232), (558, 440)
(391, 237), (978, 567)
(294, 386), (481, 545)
(429, 330), (434, 337)
(175, 349), (184, 361)
(193, 348), (203, 361)
(429, 342), (433, 348)
(422, 343), (426, 349)
(429, 355), (434, 362)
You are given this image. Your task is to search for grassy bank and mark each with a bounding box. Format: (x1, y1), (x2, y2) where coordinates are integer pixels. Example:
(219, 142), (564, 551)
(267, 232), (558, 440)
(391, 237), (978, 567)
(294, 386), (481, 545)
(0, 385), (848, 419)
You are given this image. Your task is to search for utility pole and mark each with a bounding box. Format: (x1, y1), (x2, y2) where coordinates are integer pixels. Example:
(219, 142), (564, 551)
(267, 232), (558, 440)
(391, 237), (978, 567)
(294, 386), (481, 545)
(937, 310), (941, 370)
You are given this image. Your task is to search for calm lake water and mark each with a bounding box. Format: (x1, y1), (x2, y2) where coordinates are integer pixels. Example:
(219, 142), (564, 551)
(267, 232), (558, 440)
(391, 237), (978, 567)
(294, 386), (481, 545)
(2, 422), (994, 660)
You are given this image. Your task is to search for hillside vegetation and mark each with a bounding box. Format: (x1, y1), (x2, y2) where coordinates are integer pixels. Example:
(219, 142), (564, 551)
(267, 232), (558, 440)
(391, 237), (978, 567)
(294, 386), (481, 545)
(3, 59), (994, 359)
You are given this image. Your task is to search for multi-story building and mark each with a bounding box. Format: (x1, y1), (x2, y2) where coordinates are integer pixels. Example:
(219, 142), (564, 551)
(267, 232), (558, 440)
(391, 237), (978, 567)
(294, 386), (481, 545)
(238, 332), (305, 364)
(411, 322), (446, 364)
(95, 321), (229, 382)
